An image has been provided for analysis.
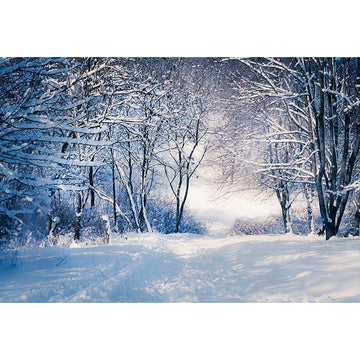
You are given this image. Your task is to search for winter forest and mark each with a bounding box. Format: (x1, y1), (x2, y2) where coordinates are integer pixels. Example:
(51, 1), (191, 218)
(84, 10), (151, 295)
(1, 57), (360, 302)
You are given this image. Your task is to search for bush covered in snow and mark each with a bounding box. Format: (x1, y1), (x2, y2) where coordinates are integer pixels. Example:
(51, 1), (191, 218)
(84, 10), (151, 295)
(229, 213), (323, 236)
(229, 215), (284, 236)
(146, 198), (206, 234)
(229, 205), (357, 237)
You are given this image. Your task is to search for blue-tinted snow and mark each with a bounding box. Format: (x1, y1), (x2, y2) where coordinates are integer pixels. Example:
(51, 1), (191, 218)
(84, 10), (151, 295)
(1, 232), (359, 302)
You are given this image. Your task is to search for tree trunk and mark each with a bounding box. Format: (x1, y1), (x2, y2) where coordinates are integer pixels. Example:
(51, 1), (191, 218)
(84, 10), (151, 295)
(111, 153), (117, 232)
(325, 221), (336, 240)
(89, 166), (95, 207)
(174, 171), (183, 233)
(45, 214), (52, 247)
(138, 165), (152, 233)
(303, 184), (315, 234)
(354, 193), (360, 236)
(102, 215), (111, 244)
(139, 194), (152, 232)
(115, 162), (141, 232)
(74, 192), (82, 242)
(276, 186), (292, 234)
(174, 174), (190, 233)
(46, 213), (52, 239)
(354, 209), (360, 237)
(280, 202), (292, 234)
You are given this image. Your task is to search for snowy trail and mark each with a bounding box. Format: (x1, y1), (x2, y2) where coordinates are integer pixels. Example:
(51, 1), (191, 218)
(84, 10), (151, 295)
(1, 232), (360, 302)
(0, 161), (359, 303)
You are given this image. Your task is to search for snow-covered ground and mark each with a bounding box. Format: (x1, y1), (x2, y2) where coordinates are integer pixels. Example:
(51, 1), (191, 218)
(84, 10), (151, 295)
(1, 231), (360, 302)
(1, 168), (359, 303)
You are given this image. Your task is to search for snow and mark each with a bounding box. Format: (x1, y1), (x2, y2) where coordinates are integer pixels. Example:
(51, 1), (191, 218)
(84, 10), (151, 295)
(1, 231), (360, 302)
(3, 164), (356, 303)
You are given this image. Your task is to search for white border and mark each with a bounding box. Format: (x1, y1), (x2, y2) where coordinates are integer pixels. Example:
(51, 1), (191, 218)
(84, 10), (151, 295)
(1, 1), (359, 358)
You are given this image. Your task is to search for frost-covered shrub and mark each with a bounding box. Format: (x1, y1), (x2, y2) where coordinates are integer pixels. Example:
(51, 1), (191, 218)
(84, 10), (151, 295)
(146, 198), (205, 234)
(229, 215), (283, 236)
(49, 200), (111, 243)
(229, 212), (323, 236)
(0, 214), (15, 247)
(50, 201), (75, 235)
(0, 204), (47, 249)
(177, 213), (206, 234)
(81, 207), (109, 238)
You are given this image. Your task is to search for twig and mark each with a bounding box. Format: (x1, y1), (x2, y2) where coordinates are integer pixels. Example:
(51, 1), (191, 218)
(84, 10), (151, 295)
(56, 255), (68, 267)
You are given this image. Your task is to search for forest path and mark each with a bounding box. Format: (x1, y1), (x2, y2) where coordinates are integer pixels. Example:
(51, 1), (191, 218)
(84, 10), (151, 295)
(1, 232), (360, 302)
